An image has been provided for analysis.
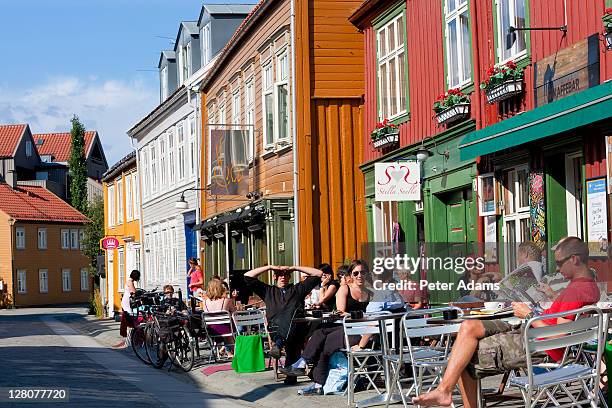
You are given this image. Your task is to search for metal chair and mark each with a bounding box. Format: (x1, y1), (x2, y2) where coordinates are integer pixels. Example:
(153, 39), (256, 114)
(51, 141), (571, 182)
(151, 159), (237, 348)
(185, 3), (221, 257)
(201, 310), (235, 363)
(385, 306), (463, 408)
(343, 311), (396, 406)
(507, 306), (604, 408)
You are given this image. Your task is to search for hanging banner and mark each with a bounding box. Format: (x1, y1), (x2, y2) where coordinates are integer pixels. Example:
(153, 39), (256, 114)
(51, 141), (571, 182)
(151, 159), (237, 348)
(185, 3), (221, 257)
(209, 128), (249, 196)
(100, 237), (120, 250)
(374, 162), (420, 202)
(586, 178), (608, 257)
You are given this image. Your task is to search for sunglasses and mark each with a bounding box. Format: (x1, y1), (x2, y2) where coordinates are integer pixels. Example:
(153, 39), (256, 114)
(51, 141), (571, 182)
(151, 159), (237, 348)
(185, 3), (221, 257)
(555, 254), (576, 268)
(164, 291), (173, 295)
(351, 270), (365, 277)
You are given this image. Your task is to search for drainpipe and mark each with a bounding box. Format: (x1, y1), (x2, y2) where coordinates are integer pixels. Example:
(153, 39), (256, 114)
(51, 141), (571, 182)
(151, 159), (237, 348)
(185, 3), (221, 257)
(8, 219), (16, 308)
(290, 0), (300, 269)
(188, 86), (202, 263)
(130, 135), (147, 288)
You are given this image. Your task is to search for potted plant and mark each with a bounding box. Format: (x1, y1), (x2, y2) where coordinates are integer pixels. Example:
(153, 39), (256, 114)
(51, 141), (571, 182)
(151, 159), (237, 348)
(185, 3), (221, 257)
(480, 60), (525, 104)
(432, 88), (471, 125)
(371, 118), (399, 149)
(603, 8), (612, 50)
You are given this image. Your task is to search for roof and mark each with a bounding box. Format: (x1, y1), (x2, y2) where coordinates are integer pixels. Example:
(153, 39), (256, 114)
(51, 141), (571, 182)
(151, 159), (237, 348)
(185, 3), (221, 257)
(33, 131), (97, 162)
(203, 4), (256, 16)
(102, 151), (136, 182)
(199, 0), (272, 93)
(0, 124), (27, 158)
(0, 184), (88, 224)
(158, 50), (176, 68)
(174, 21), (199, 52)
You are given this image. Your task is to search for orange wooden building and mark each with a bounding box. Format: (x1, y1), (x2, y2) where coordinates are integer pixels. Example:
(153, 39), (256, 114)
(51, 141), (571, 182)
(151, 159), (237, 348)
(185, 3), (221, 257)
(198, 0), (367, 281)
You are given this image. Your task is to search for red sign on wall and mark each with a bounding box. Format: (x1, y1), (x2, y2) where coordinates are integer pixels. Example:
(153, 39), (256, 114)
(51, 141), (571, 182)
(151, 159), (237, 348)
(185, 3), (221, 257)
(100, 237), (120, 250)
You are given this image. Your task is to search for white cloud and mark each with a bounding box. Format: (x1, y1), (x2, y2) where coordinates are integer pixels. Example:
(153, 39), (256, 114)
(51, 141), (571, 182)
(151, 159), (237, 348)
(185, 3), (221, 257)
(0, 76), (158, 164)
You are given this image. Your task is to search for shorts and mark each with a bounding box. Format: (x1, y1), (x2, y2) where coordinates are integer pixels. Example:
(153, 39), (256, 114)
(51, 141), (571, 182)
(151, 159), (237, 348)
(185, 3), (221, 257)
(467, 320), (548, 379)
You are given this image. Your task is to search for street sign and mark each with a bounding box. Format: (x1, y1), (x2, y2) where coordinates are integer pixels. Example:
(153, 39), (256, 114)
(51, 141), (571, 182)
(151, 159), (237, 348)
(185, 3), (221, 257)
(100, 236), (120, 250)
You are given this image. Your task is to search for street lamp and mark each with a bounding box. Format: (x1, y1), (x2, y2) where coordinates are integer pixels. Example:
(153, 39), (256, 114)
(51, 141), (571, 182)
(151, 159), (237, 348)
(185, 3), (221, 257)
(415, 148), (431, 163)
(175, 194), (189, 209)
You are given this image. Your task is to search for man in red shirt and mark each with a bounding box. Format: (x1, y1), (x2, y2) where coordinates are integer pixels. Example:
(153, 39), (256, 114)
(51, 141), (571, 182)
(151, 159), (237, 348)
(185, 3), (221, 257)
(413, 237), (600, 408)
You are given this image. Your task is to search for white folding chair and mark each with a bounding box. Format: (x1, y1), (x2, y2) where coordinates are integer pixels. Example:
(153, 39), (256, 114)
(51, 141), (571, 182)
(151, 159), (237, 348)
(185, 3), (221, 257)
(343, 311), (396, 406)
(232, 309), (280, 377)
(507, 306), (604, 408)
(385, 306), (463, 408)
(201, 310), (235, 363)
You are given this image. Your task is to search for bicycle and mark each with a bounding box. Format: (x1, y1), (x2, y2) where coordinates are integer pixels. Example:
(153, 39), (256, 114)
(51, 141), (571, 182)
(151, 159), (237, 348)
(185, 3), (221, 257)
(153, 311), (195, 372)
(128, 289), (162, 365)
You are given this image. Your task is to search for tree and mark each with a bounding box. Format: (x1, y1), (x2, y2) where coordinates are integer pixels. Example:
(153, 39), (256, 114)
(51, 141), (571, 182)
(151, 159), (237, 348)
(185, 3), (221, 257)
(69, 116), (88, 214)
(82, 195), (104, 281)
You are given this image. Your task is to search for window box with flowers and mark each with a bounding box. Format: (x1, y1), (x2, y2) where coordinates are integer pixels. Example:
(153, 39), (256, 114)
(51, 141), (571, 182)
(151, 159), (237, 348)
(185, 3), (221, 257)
(480, 60), (525, 104)
(371, 119), (399, 149)
(433, 89), (471, 125)
(603, 8), (612, 50)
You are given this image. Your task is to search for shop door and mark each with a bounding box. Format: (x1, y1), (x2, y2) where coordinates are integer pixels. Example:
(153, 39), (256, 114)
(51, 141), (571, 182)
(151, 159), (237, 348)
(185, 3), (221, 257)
(565, 152), (584, 239)
(501, 165), (531, 273)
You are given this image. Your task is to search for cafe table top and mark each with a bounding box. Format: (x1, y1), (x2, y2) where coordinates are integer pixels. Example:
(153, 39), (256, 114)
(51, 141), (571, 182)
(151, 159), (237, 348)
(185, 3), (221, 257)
(426, 310), (515, 325)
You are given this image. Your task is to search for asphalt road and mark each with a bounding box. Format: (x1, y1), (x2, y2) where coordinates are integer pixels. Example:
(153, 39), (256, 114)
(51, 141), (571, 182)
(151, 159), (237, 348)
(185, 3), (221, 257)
(0, 307), (242, 408)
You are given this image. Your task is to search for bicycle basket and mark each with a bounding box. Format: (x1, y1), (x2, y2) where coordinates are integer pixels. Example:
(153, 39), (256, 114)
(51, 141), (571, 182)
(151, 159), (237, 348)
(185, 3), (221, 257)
(157, 316), (181, 343)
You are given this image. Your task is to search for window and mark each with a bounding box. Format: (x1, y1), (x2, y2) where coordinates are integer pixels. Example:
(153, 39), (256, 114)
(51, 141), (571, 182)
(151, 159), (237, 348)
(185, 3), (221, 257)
(79, 229), (85, 250)
(160, 65), (168, 101)
(168, 130), (176, 184)
(445, 0), (472, 88)
(377, 11), (408, 120)
(26, 140), (33, 157)
(161, 135), (167, 188)
(133, 172), (140, 219)
(70, 229), (79, 249)
(207, 107), (216, 185)
(177, 123), (186, 181)
(39, 269), (48, 293)
(108, 184), (115, 226)
(262, 63), (274, 147)
(245, 79), (255, 161)
(496, 0), (527, 63)
(80, 268), (89, 291)
(140, 150), (148, 199)
(201, 24), (211, 66)
(62, 269), (71, 292)
(185, 43), (192, 79)
(170, 227), (177, 281)
(372, 201), (399, 244)
(232, 89), (241, 125)
(16, 227), (25, 249)
(17, 270), (26, 294)
(117, 179), (123, 224)
(501, 165), (530, 273)
(189, 115), (197, 178)
(126, 174), (133, 222)
(150, 145), (157, 193)
(219, 102), (226, 126)
(38, 228), (47, 249)
(276, 52), (290, 142)
(118, 248), (125, 291)
(61, 229), (70, 249)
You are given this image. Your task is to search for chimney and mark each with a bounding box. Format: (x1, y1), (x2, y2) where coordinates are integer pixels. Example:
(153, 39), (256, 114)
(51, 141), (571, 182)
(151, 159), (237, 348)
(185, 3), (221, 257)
(5, 170), (17, 189)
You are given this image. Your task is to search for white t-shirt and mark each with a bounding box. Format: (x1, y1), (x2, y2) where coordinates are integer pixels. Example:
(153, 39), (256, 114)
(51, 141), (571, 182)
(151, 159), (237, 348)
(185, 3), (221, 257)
(121, 279), (134, 313)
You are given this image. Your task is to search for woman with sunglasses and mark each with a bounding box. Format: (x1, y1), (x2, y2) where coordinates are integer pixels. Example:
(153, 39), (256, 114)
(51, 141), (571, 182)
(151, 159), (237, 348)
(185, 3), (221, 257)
(283, 260), (372, 395)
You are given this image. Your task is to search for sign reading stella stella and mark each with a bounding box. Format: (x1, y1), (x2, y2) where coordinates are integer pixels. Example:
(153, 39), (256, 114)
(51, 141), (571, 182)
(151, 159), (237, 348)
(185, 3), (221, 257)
(375, 162), (420, 202)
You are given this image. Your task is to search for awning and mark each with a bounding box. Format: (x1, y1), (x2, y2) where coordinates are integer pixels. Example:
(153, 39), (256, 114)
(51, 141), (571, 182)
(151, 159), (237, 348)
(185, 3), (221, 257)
(459, 82), (612, 160)
(193, 205), (257, 232)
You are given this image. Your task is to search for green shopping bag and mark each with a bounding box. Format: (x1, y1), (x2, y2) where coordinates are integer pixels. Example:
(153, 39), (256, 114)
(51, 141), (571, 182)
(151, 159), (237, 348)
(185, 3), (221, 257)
(232, 334), (265, 373)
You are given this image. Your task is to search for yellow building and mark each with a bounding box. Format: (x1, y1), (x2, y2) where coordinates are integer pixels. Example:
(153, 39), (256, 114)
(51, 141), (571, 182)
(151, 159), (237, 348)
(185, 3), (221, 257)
(102, 151), (141, 316)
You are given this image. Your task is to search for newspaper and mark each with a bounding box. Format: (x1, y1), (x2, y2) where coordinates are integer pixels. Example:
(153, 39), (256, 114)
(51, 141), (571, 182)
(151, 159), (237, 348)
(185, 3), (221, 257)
(497, 262), (551, 306)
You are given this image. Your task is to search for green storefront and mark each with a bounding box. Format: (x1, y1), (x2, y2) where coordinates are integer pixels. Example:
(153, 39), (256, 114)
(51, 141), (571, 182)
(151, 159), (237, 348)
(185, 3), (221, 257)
(361, 120), (478, 304)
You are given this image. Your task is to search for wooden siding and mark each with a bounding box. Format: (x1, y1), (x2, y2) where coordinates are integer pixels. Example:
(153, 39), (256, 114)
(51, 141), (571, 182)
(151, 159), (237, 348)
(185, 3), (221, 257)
(12, 222), (90, 306)
(0, 211), (13, 307)
(201, 0), (294, 218)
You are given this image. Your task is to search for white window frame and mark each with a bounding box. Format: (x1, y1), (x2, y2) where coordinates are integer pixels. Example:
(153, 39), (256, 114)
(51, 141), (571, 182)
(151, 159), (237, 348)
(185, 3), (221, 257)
(116, 179), (123, 224)
(500, 164), (530, 273)
(159, 134), (167, 189)
(444, 0), (472, 89)
(262, 61), (274, 149)
(133, 172), (140, 220)
(186, 42), (192, 78)
(126, 174), (133, 222)
(118, 248), (125, 292)
(201, 24), (211, 66)
(79, 229), (85, 250)
(140, 151), (148, 200)
(26, 140), (33, 157)
(245, 78), (255, 162)
(38, 228), (47, 250)
(160, 65), (169, 101)
(17, 269), (26, 294)
(151, 144), (158, 193)
(377, 12), (409, 120)
(275, 50), (290, 144)
(61, 229), (70, 249)
(39, 269), (48, 294)
(177, 122), (186, 181)
(108, 184), (115, 226)
(70, 229), (79, 250)
(62, 269), (72, 292)
(80, 268), (89, 291)
(168, 129), (176, 184)
(565, 152), (584, 239)
(16, 227), (25, 249)
(188, 115), (197, 178)
(206, 106), (216, 186)
(495, 0), (528, 64)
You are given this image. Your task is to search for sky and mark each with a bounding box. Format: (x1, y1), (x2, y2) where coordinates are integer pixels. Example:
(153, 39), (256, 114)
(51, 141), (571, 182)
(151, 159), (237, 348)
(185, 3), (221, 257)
(0, 0), (255, 165)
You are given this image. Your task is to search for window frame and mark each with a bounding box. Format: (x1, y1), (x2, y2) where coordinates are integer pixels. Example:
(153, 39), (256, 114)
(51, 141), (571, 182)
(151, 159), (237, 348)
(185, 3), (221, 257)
(108, 184), (115, 226)
(70, 229), (79, 250)
(188, 114), (197, 178)
(245, 77), (255, 163)
(275, 49), (290, 144)
(62, 268), (72, 292)
(443, 0), (473, 89)
(61, 229), (70, 249)
(261, 60), (275, 150)
(201, 23), (211, 66)
(17, 269), (26, 294)
(133, 172), (140, 220)
(159, 134), (167, 189)
(116, 179), (123, 224)
(177, 122), (186, 181)
(118, 248), (125, 292)
(26, 140), (33, 157)
(150, 144), (157, 193)
(126, 174), (133, 222)
(16, 227), (25, 250)
(160, 65), (168, 101)
(494, 0), (529, 65)
(374, 3), (410, 123)
(80, 268), (89, 291)
(140, 150), (148, 200)
(37, 228), (47, 250)
(39, 269), (48, 294)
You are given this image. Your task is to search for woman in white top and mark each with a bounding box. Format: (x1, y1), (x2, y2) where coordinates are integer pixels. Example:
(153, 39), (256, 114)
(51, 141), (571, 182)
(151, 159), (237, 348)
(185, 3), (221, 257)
(113, 270), (141, 349)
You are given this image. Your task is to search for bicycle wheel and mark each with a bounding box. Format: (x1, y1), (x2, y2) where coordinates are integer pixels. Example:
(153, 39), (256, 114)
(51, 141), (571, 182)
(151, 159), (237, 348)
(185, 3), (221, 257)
(130, 325), (151, 365)
(146, 325), (167, 369)
(169, 326), (195, 372)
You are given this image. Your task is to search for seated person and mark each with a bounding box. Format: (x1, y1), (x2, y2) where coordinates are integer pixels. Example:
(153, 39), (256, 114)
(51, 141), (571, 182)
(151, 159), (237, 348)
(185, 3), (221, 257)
(336, 264), (351, 286)
(283, 260), (372, 395)
(313, 263), (341, 311)
(414, 237), (601, 407)
(202, 278), (235, 357)
(244, 264), (322, 385)
(160, 284), (181, 312)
